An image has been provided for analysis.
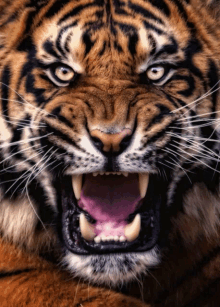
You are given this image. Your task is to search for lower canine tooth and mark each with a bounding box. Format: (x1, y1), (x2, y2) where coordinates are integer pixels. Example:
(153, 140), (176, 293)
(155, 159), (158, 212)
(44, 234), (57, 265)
(79, 213), (96, 241)
(94, 236), (101, 243)
(72, 175), (83, 200)
(139, 173), (149, 199)
(124, 214), (141, 242)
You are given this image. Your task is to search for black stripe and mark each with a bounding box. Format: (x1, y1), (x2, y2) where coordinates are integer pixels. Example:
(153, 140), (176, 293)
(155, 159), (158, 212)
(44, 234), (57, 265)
(99, 41), (107, 56)
(56, 21), (78, 58)
(0, 10), (19, 28)
(44, 123), (82, 151)
(170, 0), (196, 33)
(147, 0), (170, 16)
(25, 72), (46, 105)
(170, 74), (195, 97)
(1, 65), (11, 125)
(155, 37), (178, 57)
(58, 3), (99, 25)
(45, 0), (74, 19)
(128, 1), (164, 24)
(83, 32), (95, 57)
(0, 268), (35, 279)
(143, 20), (164, 35)
(9, 120), (26, 158)
(128, 33), (138, 56)
(145, 118), (177, 146)
(207, 59), (219, 119)
(146, 104), (172, 130)
(49, 106), (73, 128)
(113, 0), (128, 15)
(43, 40), (62, 60)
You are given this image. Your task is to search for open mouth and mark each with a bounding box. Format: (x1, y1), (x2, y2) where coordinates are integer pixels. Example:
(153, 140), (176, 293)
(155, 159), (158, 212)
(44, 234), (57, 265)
(60, 173), (162, 255)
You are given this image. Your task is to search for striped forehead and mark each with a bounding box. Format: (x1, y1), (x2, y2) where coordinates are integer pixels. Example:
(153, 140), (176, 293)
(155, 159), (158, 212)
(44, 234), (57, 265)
(35, 21), (84, 73)
(33, 0), (186, 74)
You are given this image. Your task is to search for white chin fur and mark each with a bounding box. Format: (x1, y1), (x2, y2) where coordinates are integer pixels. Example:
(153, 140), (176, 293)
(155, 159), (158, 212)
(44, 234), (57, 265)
(62, 248), (160, 286)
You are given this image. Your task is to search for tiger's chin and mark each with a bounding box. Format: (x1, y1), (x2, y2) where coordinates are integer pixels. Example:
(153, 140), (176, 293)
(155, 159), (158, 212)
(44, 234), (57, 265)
(58, 172), (166, 285)
(63, 248), (160, 286)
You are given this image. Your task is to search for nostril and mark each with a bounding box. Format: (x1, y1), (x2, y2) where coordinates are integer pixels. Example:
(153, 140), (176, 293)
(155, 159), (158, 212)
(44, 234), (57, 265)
(90, 128), (133, 154)
(119, 134), (133, 152)
(91, 136), (104, 151)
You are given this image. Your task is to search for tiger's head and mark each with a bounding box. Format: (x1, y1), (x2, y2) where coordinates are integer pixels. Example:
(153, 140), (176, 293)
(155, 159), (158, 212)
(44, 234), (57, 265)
(0, 0), (220, 285)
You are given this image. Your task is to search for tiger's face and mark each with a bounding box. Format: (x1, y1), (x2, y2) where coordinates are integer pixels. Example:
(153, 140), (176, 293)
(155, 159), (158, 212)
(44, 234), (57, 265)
(0, 0), (220, 285)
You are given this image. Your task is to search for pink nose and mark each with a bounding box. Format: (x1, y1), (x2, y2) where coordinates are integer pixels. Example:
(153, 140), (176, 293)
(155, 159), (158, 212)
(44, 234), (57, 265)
(90, 128), (132, 152)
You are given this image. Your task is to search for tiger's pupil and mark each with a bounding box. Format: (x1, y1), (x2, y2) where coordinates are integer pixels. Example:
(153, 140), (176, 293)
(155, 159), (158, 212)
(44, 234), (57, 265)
(55, 66), (74, 82)
(147, 66), (165, 81)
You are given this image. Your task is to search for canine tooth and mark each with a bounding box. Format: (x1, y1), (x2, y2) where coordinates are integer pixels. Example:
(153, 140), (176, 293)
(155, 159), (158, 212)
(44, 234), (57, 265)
(119, 236), (126, 242)
(94, 236), (101, 243)
(114, 235), (119, 241)
(123, 172), (128, 177)
(138, 173), (149, 199)
(124, 214), (141, 242)
(79, 213), (96, 241)
(72, 175), (83, 200)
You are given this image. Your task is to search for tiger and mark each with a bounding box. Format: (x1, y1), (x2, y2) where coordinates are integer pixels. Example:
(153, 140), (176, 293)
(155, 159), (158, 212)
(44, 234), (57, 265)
(0, 0), (220, 306)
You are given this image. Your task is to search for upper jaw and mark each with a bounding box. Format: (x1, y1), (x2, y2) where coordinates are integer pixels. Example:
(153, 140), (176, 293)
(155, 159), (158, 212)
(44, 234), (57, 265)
(59, 172), (165, 255)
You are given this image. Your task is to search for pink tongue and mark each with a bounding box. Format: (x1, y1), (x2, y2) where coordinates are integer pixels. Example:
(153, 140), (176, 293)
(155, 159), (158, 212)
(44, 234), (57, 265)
(78, 174), (141, 236)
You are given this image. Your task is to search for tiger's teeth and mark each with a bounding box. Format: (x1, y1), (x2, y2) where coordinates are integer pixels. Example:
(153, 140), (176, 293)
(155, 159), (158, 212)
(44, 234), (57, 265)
(123, 172), (128, 177)
(119, 236), (126, 242)
(79, 213), (96, 241)
(94, 236), (101, 243)
(138, 173), (149, 199)
(124, 214), (141, 242)
(72, 175), (83, 200)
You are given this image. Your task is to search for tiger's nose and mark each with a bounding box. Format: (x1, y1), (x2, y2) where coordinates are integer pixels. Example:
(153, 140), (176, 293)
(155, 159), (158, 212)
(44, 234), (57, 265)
(90, 128), (132, 153)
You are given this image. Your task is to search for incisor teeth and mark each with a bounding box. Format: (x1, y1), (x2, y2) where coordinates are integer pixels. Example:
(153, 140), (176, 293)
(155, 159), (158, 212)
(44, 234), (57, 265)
(124, 214), (141, 242)
(72, 175), (83, 200)
(94, 236), (101, 243)
(119, 236), (126, 242)
(138, 173), (149, 199)
(79, 213), (96, 241)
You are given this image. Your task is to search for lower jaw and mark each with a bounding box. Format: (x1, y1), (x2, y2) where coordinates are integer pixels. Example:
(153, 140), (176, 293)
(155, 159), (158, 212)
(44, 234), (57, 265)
(59, 174), (165, 256)
(63, 247), (160, 286)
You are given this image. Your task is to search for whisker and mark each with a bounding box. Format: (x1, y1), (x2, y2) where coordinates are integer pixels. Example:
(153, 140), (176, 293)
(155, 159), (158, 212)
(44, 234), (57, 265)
(0, 133), (53, 149)
(0, 82), (53, 117)
(178, 110), (220, 121)
(172, 80), (220, 114)
(170, 142), (220, 174)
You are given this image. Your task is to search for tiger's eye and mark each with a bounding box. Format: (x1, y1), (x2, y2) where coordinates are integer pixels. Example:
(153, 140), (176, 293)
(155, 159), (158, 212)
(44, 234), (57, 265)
(147, 66), (165, 81)
(55, 66), (74, 82)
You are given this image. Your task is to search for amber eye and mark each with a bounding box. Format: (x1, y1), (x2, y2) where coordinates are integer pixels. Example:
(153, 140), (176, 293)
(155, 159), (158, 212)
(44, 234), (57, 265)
(54, 66), (75, 82)
(146, 66), (165, 81)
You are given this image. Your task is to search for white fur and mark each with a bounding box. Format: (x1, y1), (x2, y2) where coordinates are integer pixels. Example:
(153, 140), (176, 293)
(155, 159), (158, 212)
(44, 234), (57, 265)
(63, 247), (160, 286)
